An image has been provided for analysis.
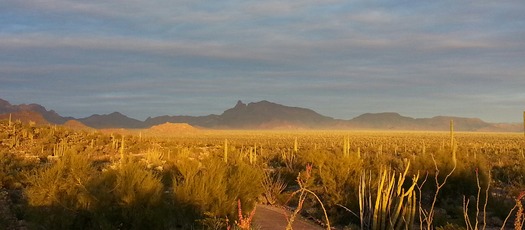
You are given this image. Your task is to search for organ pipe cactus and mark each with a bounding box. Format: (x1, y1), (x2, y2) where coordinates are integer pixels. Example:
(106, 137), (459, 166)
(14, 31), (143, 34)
(224, 139), (228, 163)
(360, 162), (419, 230)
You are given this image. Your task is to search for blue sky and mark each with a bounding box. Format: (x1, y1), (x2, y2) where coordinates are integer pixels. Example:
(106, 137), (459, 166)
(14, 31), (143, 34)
(1, 0), (524, 122)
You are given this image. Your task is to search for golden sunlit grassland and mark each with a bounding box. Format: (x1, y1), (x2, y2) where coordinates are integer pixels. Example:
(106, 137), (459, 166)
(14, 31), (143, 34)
(1, 119), (524, 229)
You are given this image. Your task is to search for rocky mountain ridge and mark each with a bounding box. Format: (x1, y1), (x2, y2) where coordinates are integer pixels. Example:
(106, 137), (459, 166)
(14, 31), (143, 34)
(0, 98), (521, 132)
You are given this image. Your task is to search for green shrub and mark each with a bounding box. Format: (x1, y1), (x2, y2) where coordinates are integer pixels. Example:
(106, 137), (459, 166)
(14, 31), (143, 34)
(0, 152), (26, 190)
(300, 149), (363, 225)
(25, 150), (96, 229)
(172, 156), (263, 226)
(91, 159), (166, 229)
(24, 149), (167, 229)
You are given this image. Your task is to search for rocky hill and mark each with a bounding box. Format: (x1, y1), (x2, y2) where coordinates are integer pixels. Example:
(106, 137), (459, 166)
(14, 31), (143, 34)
(0, 98), (72, 124)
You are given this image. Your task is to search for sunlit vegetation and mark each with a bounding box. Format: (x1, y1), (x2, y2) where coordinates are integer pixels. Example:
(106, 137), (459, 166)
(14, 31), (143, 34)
(1, 118), (524, 229)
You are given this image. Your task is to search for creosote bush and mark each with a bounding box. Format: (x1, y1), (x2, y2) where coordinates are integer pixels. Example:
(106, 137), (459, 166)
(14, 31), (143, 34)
(24, 148), (167, 229)
(172, 156), (263, 226)
(92, 158), (166, 229)
(299, 149), (363, 225)
(25, 150), (97, 229)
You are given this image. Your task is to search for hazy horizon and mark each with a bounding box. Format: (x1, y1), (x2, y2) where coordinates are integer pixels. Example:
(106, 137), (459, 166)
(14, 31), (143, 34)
(1, 1), (524, 123)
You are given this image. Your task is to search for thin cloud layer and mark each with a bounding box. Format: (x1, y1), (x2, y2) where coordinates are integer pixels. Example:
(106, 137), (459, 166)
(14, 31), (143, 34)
(1, 1), (524, 122)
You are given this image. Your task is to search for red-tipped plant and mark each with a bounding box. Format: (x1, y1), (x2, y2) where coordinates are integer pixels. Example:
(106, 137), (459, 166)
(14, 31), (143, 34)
(501, 191), (525, 230)
(285, 163), (330, 230)
(235, 199), (256, 230)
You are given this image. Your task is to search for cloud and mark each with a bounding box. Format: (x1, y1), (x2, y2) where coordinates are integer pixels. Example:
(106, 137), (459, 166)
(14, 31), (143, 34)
(1, 0), (524, 122)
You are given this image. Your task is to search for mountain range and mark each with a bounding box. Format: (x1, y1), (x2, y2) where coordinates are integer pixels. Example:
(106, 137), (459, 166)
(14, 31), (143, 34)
(0, 98), (522, 132)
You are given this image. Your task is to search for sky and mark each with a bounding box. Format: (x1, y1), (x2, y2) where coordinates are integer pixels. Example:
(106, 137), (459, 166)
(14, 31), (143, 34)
(1, 1), (524, 123)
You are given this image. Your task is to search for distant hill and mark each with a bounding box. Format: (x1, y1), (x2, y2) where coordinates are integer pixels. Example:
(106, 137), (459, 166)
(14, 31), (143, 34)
(62, 120), (93, 130)
(0, 97), (522, 132)
(348, 112), (417, 129)
(148, 122), (199, 134)
(144, 115), (219, 128)
(345, 113), (498, 131)
(77, 112), (146, 129)
(415, 116), (490, 131)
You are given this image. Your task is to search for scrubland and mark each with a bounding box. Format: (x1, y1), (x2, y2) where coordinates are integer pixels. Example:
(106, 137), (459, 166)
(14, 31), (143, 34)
(1, 119), (524, 229)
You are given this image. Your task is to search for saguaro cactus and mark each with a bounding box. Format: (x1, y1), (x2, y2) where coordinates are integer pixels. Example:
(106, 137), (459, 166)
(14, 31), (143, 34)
(120, 136), (125, 166)
(224, 139), (228, 163)
(450, 120), (457, 165)
(450, 119), (454, 148)
(343, 136), (350, 158)
(293, 137), (298, 153)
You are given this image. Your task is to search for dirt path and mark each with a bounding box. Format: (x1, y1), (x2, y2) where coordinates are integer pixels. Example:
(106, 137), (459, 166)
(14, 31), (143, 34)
(253, 204), (324, 230)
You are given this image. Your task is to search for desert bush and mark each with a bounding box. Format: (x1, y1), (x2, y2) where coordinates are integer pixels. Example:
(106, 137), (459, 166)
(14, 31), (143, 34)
(411, 149), (490, 204)
(25, 150), (97, 229)
(91, 158), (166, 229)
(300, 149), (363, 225)
(0, 152), (28, 190)
(436, 223), (466, 230)
(172, 156), (263, 226)
(24, 147), (167, 229)
(492, 159), (525, 196)
(261, 170), (287, 205)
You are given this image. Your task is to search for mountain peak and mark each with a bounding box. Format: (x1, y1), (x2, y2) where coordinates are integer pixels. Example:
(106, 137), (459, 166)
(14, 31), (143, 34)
(217, 100), (333, 128)
(234, 100), (246, 109)
(109, 111), (125, 116)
